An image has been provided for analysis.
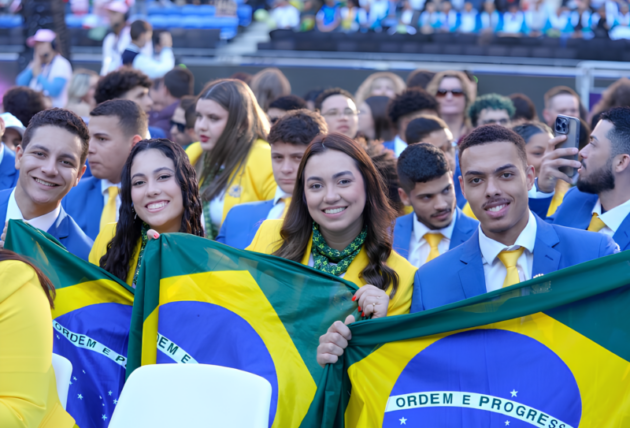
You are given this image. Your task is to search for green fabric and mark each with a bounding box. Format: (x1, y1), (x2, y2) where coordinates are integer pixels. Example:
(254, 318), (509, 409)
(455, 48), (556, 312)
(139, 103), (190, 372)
(202, 199), (218, 240)
(131, 222), (150, 288)
(311, 222), (367, 276)
(299, 250), (630, 428)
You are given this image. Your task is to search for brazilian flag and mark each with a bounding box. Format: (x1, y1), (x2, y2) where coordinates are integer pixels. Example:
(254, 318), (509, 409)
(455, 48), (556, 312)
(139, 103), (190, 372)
(5, 220), (134, 428)
(127, 233), (359, 428)
(303, 251), (630, 428)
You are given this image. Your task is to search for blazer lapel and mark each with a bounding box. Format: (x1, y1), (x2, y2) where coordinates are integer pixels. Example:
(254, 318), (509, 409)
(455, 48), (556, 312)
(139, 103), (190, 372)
(613, 214), (630, 251)
(392, 213), (413, 259)
(532, 216), (561, 276)
(573, 194), (598, 230)
(457, 230), (487, 299)
(47, 206), (70, 239)
(0, 189), (11, 224)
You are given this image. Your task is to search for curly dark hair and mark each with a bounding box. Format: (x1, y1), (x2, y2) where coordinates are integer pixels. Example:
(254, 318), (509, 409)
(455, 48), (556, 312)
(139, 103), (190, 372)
(468, 94), (515, 127)
(2, 86), (47, 126)
(268, 95), (307, 112)
(387, 88), (439, 128)
(398, 143), (449, 193)
(94, 69), (152, 105)
(459, 124), (527, 167)
(314, 87), (355, 111)
(100, 139), (204, 282)
(267, 109), (327, 146)
(23, 108), (90, 165)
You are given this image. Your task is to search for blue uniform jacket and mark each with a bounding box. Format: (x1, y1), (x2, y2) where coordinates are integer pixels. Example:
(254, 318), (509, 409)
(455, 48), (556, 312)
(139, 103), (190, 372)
(392, 208), (478, 261)
(0, 188), (93, 261)
(410, 214), (619, 313)
(61, 176), (104, 240)
(0, 146), (19, 191)
(216, 200), (275, 250)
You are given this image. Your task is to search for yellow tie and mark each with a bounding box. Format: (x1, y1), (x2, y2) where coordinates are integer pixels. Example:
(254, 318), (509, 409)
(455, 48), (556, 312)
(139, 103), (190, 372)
(280, 197), (292, 218)
(587, 213), (606, 232)
(424, 233), (443, 263)
(497, 247), (525, 288)
(100, 186), (119, 230)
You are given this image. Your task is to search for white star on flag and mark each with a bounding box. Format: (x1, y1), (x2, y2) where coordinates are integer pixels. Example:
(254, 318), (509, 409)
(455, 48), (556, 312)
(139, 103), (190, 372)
(400, 417), (407, 425)
(77, 394), (83, 400)
(102, 415), (107, 421)
(113, 399), (118, 405)
(56, 335), (60, 339)
(108, 391), (113, 396)
(103, 403), (105, 406)
(73, 377), (77, 381)
(505, 421), (510, 426)
(82, 370), (85, 374)
(69, 381), (73, 385)
(510, 390), (518, 397)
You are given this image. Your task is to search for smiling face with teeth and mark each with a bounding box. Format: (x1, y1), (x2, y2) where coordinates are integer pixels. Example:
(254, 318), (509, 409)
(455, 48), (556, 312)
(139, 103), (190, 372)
(130, 149), (184, 234)
(460, 140), (535, 246)
(14, 125), (85, 218)
(304, 149), (366, 251)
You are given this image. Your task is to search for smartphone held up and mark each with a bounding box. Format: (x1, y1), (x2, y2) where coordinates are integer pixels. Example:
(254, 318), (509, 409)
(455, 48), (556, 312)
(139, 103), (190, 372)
(554, 115), (581, 178)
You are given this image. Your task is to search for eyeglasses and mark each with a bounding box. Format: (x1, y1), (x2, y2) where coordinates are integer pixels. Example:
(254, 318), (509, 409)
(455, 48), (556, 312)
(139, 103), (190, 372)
(480, 118), (510, 126)
(321, 109), (359, 119)
(170, 120), (186, 133)
(436, 89), (465, 97)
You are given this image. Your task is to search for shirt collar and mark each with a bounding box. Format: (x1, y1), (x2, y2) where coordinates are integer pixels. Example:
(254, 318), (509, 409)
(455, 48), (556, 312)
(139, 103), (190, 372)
(273, 186), (291, 205)
(6, 188), (61, 232)
(101, 179), (121, 196)
(412, 211), (456, 243)
(592, 197), (630, 233)
(394, 135), (407, 157)
(478, 210), (537, 265)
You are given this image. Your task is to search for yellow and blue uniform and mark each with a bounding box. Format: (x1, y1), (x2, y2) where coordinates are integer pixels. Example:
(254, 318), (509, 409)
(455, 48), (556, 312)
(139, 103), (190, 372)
(89, 223), (140, 286)
(247, 219), (417, 316)
(0, 260), (75, 428)
(186, 139), (277, 224)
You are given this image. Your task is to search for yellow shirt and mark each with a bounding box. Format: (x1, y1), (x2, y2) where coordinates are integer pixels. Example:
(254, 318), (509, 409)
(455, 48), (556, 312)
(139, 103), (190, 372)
(247, 219), (417, 316)
(0, 260), (75, 428)
(186, 139), (277, 224)
(462, 182), (569, 219)
(89, 222), (140, 286)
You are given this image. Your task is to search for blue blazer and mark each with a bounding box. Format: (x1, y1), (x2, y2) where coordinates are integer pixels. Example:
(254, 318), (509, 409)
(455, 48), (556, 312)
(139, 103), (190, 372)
(382, 140), (395, 152)
(392, 208), (478, 261)
(0, 188), (93, 261)
(410, 214), (619, 313)
(0, 146), (19, 191)
(61, 176), (104, 240)
(216, 199), (275, 250)
(453, 155), (466, 208)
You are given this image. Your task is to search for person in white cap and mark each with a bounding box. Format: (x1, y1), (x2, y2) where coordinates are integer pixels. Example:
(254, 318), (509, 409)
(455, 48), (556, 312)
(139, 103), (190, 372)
(0, 113), (26, 152)
(101, 0), (153, 75)
(16, 29), (72, 108)
(0, 113), (21, 190)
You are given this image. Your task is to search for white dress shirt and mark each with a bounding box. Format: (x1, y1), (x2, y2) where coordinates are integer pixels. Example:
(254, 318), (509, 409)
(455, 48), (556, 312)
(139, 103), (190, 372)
(6, 188), (60, 232)
(266, 187), (291, 220)
(393, 135), (407, 158)
(127, 44), (175, 79)
(101, 179), (121, 222)
(592, 197), (630, 238)
(0, 143), (4, 164)
(408, 214), (455, 268)
(478, 210), (537, 293)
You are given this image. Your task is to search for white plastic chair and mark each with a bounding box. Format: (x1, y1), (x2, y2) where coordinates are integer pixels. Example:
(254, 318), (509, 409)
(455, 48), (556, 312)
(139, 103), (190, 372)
(109, 364), (272, 428)
(51, 354), (73, 410)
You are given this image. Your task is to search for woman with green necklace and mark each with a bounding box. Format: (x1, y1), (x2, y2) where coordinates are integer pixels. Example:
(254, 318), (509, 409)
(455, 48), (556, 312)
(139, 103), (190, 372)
(247, 132), (417, 318)
(89, 139), (204, 287)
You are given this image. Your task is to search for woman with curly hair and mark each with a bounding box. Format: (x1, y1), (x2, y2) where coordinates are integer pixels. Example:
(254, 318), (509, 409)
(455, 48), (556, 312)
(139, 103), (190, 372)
(354, 71), (406, 107)
(90, 139), (204, 286)
(247, 132), (416, 318)
(426, 70), (476, 142)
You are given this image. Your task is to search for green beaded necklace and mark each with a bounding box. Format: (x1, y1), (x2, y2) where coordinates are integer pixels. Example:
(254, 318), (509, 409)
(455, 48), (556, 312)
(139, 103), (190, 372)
(311, 222), (367, 276)
(131, 222), (150, 288)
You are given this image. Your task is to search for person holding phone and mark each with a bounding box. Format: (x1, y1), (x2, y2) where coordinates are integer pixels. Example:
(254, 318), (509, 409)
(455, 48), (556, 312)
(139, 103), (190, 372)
(16, 30), (72, 108)
(531, 107), (630, 251)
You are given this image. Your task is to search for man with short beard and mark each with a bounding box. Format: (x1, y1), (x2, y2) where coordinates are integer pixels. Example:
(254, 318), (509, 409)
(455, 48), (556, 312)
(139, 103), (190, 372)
(533, 107), (630, 251)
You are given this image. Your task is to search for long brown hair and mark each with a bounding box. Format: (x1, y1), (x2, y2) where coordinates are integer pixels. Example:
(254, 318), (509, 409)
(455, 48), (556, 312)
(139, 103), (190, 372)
(196, 79), (270, 202)
(274, 133), (400, 295)
(0, 249), (56, 308)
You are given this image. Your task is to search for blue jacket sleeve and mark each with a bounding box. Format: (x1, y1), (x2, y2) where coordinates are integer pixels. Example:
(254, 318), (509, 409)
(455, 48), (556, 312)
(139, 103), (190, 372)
(16, 67), (33, 86)
(600, 234), (620, 256)
(215, 221), (227, 244)
(410, 269), (424, 313)
(37, 76), (67, 97)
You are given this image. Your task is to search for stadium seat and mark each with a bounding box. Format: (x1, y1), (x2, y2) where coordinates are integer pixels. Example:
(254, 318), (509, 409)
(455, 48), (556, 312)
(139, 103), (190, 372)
(487, 46), (509, 56)
(463, 45), (486, 55)
(269, 29), (293, 40)
(401, 42), (421, 53)
(379, 42), (400, 53)
(443, 44), (464, 55)
(258, 41), (274, 50)
(337, 41), (358, 51)
(509, 46), (530, 57)
(421, 44), (442, 54)
(531, 47), (554, 58)
(51, 354), (73, 410)
(0, 15), (22, 28)
(274, 40), (295, 50)
(108, 364), (272, 428)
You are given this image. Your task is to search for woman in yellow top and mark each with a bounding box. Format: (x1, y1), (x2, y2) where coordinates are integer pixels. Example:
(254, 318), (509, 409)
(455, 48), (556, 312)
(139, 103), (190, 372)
(186, 79), (277, 239)
(462, 122), (569, 219)
(0, 250), (75, 428)
(90, 139), (204, 286)
(248, 132), (416, 315)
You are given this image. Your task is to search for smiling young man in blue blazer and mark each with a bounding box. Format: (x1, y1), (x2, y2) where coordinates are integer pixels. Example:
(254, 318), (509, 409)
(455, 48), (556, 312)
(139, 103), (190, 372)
(0, 109), (93, 260)
(393, 143), (478, 268)
(411, 125), (619, 313)
(529, 107), (630, 252)
(216, 109), (328, 250)
(62, 100), (146, 240)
